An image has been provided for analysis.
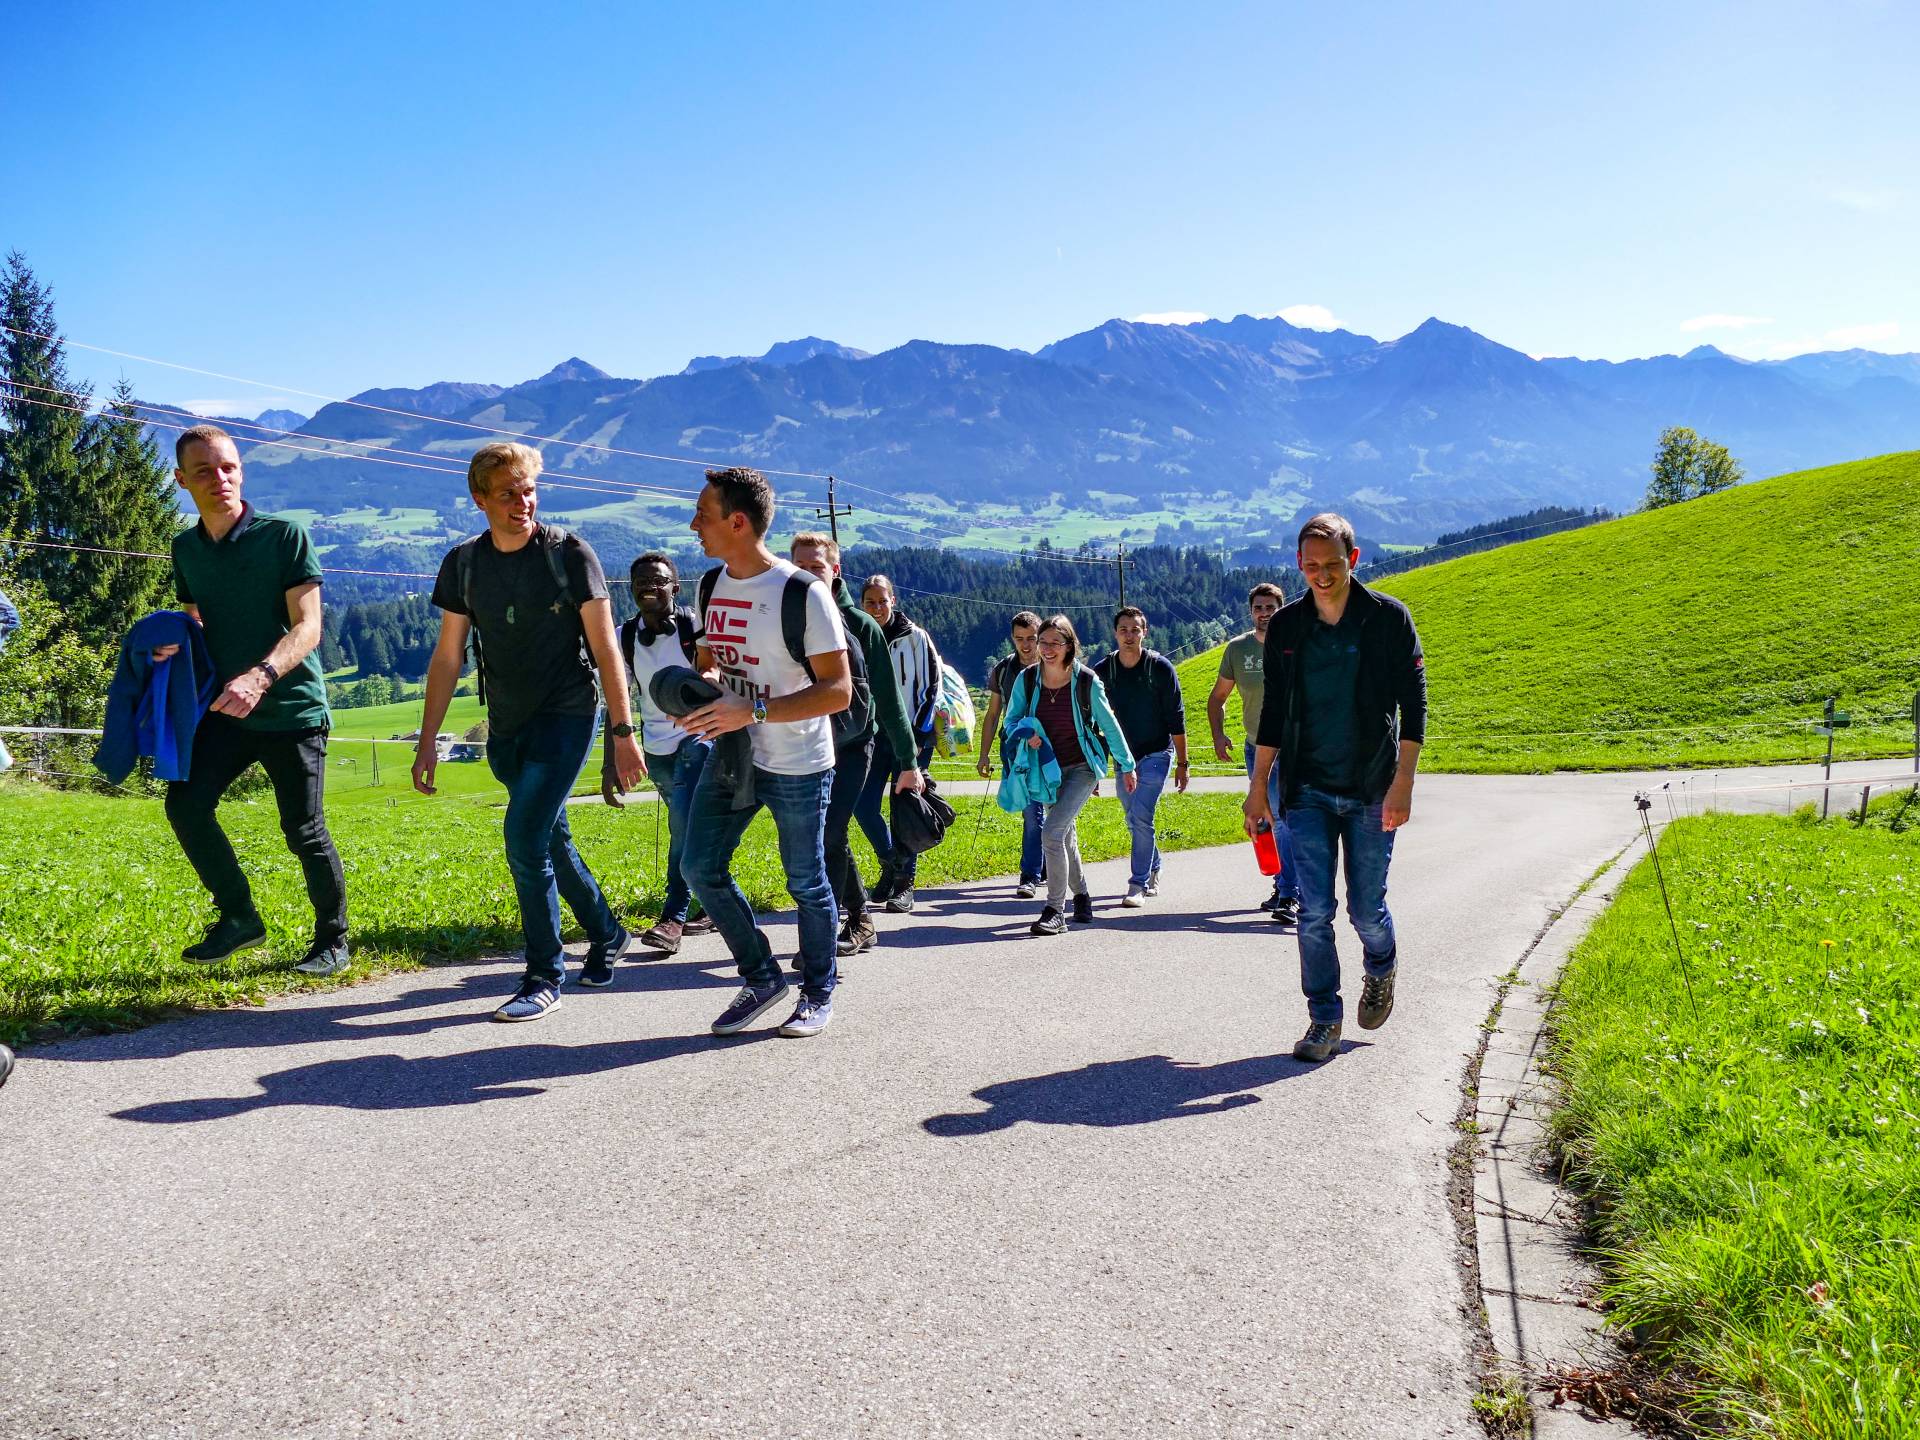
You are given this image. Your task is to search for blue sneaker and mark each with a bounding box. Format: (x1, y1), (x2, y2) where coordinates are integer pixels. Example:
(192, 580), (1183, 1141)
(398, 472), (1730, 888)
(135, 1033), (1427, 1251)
(778, 996), (833, 1038)
(710, 980), (789, 1035)
(578, 925), (632, 987)
(494, 979), (561, 1022)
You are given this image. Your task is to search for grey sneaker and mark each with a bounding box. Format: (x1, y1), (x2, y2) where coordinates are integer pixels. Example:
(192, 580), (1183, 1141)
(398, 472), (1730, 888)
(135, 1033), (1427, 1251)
(1144, 870), (1160, 898)
(883, 886), (915, 914)
(778, 996), (833, 1038)
(0, 1043), (14, 1089)
(1029, 906), (1066, 937)
(711, 980), (791, 1035)
(1121, 884), (1147, 908)
(1358, 972), (1396, 1030)
(1015, 879), (1038, 899)
(1292, 1021), (1343, 1063)
(292, 942), (350, 977)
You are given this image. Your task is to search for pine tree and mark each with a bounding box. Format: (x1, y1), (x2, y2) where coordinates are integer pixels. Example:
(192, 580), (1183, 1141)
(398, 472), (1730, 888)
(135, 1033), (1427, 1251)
(0, 252), (91, 575)
(69, 377), (177, 645)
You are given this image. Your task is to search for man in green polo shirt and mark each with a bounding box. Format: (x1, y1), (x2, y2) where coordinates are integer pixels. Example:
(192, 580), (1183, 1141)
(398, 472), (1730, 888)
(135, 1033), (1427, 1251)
(155, 424), (349, 975)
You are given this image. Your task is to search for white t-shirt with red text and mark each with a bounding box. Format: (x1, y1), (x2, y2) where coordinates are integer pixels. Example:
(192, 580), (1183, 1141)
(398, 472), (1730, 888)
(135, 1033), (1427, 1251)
(702, 558), (847, 776)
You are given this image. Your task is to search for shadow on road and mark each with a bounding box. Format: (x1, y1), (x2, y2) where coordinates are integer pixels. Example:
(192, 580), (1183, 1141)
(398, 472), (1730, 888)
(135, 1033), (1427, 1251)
(923, 1046), (1365, 1136)
(43, 956), (737, 1065)
(110, 1028), (771, 1122)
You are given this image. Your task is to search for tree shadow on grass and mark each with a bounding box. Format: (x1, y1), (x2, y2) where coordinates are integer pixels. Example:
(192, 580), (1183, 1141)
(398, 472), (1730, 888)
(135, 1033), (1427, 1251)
(111, 1029), (772, 1122)
(923, 1045), (1367, 1136)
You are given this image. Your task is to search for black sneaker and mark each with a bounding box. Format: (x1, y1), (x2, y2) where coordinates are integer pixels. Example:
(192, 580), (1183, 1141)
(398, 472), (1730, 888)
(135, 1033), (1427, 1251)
(1292, 1021), (1343, 1063)
(181, 912), (267, 965)
(1358, 972), (1396, 1030)
(711, 980), (791, 1035)
(292, 942), (350, 977)
(884, 887), (915, 914)
(1029, 906), (1066, 936)
(1071, 892), (1094, 925)
(1269, 897), (1300, 927)
(867, 869), (899, 905)
(579, 925), (632, 987)
(838, 916), (876, 956)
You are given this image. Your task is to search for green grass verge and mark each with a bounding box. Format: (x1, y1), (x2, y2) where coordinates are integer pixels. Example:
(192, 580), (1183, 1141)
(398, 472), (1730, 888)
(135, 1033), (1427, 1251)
(1548, 790), (1920, 1435)
(0, 780), (1255, 1046)
(1177, 449), (1920, 774)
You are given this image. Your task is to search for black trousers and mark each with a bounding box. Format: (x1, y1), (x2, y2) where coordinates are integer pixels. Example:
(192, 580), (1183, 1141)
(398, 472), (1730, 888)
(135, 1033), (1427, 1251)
(826, 734), (874, 927)
(163, 715), (348, 947)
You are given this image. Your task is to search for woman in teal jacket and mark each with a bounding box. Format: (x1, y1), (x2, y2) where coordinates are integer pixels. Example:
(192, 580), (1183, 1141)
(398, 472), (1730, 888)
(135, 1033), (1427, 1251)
(999, 614), (1137, 935)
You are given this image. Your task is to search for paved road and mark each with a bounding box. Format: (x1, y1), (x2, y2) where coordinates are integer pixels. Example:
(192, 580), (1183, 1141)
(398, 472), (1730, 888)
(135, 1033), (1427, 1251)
(1, 759), (1906, 1438)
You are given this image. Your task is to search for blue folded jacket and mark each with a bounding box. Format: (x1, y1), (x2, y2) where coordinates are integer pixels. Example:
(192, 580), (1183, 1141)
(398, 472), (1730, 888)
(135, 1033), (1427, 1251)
(997, 716), (1062, 811)
(95, 611), (220, 783)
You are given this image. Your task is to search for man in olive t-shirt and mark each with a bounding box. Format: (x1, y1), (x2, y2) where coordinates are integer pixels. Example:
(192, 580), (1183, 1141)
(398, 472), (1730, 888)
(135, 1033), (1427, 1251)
(1206, 581), (1299, 921)
(157, 425), (348, 975)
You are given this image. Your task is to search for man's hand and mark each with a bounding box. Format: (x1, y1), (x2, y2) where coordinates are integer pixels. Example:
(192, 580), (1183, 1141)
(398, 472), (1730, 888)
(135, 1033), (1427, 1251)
(412, 745), (439, 796)
(1120, 771), (1138, 795)
(151, 643), (182, 662)
(1213, 734), (1234, 764)
(975, 753), (991, 778)
(210, 666), (271, 718)
(1174, 760), (1190, 794)
(601, 765), (627, 808)
(1242, 787), (1272, 839)
(611, 734), (647, 791)
(1381, 776), (1415, 832)
(684, 692), (755, 741)
(895, 766), (925, 795)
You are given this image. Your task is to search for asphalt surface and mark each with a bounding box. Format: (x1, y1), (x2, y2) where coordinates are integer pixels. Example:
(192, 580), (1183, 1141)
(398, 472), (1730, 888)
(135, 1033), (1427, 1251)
(1, 758), (1905, 1439)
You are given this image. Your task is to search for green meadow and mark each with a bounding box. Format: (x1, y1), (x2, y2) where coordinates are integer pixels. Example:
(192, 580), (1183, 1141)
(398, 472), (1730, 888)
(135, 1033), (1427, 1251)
(1177, 449), (1920, 774)
(1549, 793), (1920, 1436)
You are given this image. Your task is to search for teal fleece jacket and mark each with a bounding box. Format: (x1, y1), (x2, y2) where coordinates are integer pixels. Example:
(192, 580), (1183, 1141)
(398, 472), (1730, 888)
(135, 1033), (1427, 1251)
(998, 661), (1137, 780)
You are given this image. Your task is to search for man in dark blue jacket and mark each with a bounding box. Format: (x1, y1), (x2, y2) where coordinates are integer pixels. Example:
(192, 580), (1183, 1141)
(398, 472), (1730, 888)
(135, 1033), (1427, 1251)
(1245, 513), (1426, 1064)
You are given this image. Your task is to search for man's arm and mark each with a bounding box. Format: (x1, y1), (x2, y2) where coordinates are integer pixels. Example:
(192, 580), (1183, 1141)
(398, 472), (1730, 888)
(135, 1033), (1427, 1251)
(1205, 676), (1236, 762)
(209, 581), (321, 718)
(582, 596), (646, 795)
(1382, 740), (1421, 831)
(683, 649), (852, 739)
(411, 611), (469, 796)
(1382, 611), (1427, 831)
(976, 689), (1005, 777)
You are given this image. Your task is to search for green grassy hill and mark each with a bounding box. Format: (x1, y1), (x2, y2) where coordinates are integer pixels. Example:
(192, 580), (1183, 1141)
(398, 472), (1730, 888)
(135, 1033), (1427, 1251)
(1177, 450), (1920, 772)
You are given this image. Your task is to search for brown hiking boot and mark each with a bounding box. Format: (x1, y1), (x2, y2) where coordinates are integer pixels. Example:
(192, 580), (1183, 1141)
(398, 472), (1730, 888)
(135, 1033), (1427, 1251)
(639, 919), (683, 955)
(1292, 1021), (1343, 1063)
(837, 916), (876, 956)
(682, 915), (716, 936)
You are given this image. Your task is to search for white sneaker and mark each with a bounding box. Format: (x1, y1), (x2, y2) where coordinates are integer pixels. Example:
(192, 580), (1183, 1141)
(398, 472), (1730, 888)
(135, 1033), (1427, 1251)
(1121, 884), (1147, 908)
(1144, 870), (1160, 897)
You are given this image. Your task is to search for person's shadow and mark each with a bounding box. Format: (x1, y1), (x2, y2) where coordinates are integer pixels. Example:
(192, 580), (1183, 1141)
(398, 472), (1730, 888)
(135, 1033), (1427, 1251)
(923, 1046), (1363, 1136)
(110, 1030), (767, 1123)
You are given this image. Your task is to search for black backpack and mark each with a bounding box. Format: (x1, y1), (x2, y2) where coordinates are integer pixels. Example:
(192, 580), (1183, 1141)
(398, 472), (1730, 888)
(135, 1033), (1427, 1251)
(1015, 664), (1107, 768)
(697, 566), (873, 751)
(455, 524), (581, 706)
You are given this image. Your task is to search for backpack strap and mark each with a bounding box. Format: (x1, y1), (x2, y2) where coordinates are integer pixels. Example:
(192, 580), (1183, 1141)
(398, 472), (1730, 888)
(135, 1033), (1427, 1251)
(1075, 667), (1109, 768)
(696, 566), (722, 635)
(539, 525), (578, 609)
(456, 536), (485, 705)
(781, 574), (812, 670)
(672, 610), (699, 664)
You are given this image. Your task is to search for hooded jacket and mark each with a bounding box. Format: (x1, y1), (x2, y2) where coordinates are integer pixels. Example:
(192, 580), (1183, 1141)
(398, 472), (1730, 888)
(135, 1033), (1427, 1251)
(880, 609), (943, 735)
(996, 717), (1063, 810)
(95, 611), (220, 783)
(833, 577), (917, 763)
(998, 661), (1137, 781)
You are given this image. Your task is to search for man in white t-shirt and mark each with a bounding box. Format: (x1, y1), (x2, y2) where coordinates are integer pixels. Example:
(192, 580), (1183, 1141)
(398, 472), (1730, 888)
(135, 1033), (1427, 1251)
(682, 467), (852, 1039)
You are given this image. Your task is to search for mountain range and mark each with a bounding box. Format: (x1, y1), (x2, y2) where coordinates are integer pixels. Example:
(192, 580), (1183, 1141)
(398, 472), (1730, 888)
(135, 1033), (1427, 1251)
(169, 317), (1920, 544)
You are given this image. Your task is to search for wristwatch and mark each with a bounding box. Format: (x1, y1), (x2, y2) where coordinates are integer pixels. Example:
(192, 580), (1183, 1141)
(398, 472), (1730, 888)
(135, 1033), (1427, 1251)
(254, 659), (280, 684)
(609, 722), (636, 738)
(751, 696), (769, 725)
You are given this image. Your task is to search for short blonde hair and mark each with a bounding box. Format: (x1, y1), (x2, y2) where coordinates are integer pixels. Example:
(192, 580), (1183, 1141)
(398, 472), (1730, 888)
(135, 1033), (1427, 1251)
(468, 441), (542, 499)
(791, 531), (840, 564)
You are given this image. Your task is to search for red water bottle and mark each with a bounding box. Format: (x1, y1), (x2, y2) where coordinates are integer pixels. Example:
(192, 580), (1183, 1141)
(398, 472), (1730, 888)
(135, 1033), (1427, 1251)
(1252, 818), (1281, 876)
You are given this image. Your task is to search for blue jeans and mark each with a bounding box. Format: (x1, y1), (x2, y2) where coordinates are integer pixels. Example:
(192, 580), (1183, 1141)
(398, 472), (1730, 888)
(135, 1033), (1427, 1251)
(1019, 800), (1046, 883)
(1244, 741), (1299, 901)
(1118, 747), (1172, 886)
(855, 730), (938, 884)
(685, 763), (838, 1002)
(486, 708), (619, 986)
(648, 740), (711, 925)
(1287, 783), (1398, 1025)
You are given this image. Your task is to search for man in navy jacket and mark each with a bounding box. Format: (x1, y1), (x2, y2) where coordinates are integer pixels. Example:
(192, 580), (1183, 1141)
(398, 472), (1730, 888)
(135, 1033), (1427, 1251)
(1245, 513), (1426, 1064)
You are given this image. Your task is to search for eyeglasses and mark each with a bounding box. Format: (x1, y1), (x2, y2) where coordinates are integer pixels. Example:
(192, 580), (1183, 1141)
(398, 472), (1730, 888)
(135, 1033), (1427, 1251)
(1036, 638), (1067, 650)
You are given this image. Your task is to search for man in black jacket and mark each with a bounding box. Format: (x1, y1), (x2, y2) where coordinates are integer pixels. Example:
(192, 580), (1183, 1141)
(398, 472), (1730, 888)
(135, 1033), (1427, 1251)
(1094, 606), (1188, 906)
(1244, 513), (1426, 1063)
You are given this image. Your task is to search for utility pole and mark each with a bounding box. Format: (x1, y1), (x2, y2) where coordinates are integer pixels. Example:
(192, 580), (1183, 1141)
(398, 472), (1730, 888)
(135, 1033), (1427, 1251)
(813, 473), (856, 549)
(1116, 540), (1128, 611)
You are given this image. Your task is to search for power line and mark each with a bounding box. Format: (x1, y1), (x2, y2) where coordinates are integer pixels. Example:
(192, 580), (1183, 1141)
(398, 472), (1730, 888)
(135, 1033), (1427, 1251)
(1, 322), (833, 480)
(1, 535), (438, 580)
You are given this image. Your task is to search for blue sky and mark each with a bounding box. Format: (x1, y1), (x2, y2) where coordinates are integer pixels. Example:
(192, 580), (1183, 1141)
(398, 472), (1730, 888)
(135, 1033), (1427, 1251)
(6, 1), (1916, 413)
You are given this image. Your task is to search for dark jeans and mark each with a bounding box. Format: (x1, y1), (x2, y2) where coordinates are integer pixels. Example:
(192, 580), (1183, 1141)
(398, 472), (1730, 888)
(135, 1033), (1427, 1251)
(648, 740), (711, 925)
(487, 708), (619, 986)
(164, 715), (347, 947)
(854, 730), (939, 884)
(827, 736), (875, 926)
(1287, 783), (1398, 1025)
(996, 738), (1046, 882)
(685, 762), (838, 1002)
